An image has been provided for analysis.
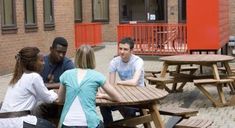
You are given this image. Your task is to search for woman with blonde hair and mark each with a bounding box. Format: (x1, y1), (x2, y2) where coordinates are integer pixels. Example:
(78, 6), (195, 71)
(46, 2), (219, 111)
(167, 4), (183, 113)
(0, 47), (58, 128)
(57, 45), (121, 128)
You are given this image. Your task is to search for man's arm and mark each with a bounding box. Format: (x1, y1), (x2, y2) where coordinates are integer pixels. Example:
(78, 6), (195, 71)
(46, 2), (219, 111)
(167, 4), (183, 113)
(109, 72), (116, 85)
(117, 70), (142, 86)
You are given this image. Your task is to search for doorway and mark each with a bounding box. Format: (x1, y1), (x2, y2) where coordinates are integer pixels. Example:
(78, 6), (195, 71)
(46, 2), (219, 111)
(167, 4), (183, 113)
(119, 0), (167, 23)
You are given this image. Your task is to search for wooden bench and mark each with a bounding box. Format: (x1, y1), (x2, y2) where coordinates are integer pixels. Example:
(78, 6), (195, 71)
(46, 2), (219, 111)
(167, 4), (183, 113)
(145, 76), (175, 92)
(145, 66), (198, 92)
(110, 107), (198, 128)
(194, 78), (234, 85)
(145, 66), (198, 78)
(159, 107), (198, 119)
(194, 78), (234, 107)
(218, 67), (235, 73)
(175, 118), (213, 128)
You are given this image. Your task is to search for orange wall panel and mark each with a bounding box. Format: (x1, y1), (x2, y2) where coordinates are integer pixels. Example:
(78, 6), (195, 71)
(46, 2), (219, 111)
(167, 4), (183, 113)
(187, 0), (229, 50)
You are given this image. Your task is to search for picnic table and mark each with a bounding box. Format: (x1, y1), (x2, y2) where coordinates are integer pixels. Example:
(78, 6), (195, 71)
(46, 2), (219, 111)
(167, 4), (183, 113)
(96, 85), (168, 128)
(158, 54), (235, 107)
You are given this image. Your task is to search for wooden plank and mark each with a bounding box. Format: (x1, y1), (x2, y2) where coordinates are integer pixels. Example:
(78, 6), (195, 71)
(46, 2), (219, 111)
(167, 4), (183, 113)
(212, 64), (220, 80)
(120, 86), (139, 102)
(159, 107), (198, 118)
(149, 102), (165, 128)
(115, 86), (133, 103)
(118, 86), (137, 102)
(160, 62), (169, 77)
(216, 85), (226, 104)
(195, 85), (222, 107)
(136, 87), (156, 100)
(139, 86), (162, 99)
(111, 114), (152, 127)
(124, 86), (147, 101)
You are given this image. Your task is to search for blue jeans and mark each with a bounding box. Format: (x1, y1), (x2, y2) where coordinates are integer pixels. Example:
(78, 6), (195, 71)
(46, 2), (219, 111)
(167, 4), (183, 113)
(23, 117), (56, 128)
(61, 121), (104, 128)
(100, 106), (138, 127)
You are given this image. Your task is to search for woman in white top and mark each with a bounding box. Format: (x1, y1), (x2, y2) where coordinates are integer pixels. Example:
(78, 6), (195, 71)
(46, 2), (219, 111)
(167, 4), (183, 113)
(0, 47), (58, 128)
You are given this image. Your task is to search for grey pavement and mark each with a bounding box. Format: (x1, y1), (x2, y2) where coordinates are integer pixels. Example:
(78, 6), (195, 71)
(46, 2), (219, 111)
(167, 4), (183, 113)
(1, 43), (235, 127)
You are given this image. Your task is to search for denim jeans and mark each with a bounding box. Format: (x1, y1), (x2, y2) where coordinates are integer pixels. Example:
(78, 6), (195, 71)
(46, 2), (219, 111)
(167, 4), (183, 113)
(61, 121), (104, 128)
(23, 117), (56, 128)
(100, 106), (138, 127)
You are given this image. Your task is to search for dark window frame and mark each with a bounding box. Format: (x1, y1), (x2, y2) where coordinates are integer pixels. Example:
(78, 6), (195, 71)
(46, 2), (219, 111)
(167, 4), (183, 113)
(74, 0), (82, 23)
(1, 0), (17, 34)
(43, 0), (55, 31)
(92, 0), (109, 23)
(24, 0), (38, 32)
(178, 0), (186, 23)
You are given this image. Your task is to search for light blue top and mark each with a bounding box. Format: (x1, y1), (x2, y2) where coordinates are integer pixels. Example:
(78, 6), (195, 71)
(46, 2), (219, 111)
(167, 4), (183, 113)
(109, 54), (145, 87)
(59, 69), (106, 128)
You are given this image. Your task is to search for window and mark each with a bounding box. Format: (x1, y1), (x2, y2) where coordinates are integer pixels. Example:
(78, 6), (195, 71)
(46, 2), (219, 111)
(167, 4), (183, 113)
(74, 0), (82, 22)
(92, 0), (109, 22)
(119, 0), (167, 23)
(24, 0), (37, 32)
(1, 0), (17, 34)
(44, 0), (54, 30)
(178, 0), (186, 23)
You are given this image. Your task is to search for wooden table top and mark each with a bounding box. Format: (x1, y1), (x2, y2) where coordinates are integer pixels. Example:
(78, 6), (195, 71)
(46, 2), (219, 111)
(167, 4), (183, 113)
(160, 54), (234, 64)
(96, 85), (168, 106)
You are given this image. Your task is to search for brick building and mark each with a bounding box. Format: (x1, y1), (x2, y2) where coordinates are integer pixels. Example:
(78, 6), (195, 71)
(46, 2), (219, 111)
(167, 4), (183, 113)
(0, 0), (235, 74)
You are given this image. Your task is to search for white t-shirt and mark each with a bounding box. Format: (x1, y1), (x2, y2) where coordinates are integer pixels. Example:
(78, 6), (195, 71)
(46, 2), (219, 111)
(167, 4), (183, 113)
(0, 72), (58, 128)
(109, 54), (145, 87)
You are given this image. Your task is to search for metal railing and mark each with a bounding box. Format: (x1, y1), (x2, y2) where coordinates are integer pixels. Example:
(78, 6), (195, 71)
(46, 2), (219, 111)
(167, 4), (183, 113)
(74, 23), (102, 49)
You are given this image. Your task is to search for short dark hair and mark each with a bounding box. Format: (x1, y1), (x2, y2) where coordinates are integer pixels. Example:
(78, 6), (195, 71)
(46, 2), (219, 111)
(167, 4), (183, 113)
(52, 37), (68, 48)
(119, 37), (134, 50)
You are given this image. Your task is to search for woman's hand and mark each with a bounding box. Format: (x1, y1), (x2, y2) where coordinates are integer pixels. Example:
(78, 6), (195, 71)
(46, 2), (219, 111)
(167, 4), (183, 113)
(96, 92), (108, 99)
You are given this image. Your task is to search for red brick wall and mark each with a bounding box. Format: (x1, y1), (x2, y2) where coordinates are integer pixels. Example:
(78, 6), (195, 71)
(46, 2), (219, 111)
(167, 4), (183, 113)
(0, 0), (75, 75)
(229, 0), (235, 36)
(82, 0), (119, 42)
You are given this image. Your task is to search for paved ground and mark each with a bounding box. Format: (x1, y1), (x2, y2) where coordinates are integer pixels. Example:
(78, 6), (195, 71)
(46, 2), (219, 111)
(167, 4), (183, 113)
(1, 43), (235, 128)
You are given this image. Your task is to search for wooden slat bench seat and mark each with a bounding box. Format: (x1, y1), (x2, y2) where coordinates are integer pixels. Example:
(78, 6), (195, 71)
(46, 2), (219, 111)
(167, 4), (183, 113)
(145, 66), (198, 78)
(218, 67), (235, 73)
(193, 78), (234, 85)
(145, 76), (175, 92)
(194, 78), (234, 107)
(145, 66), (198, 92)
(159, 107), (198, 118)
(110, 107), (198, 128)
(175, 118), (213, 128)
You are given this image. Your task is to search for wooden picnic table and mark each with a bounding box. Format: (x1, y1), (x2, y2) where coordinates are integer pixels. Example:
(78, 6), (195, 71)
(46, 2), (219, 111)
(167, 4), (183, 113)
(96, 85), (168, 128)
(159, 54), (235, 107)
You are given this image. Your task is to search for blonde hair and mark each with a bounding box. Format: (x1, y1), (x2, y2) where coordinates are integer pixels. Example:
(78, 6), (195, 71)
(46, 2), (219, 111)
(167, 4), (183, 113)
(75, 45), (96, 69)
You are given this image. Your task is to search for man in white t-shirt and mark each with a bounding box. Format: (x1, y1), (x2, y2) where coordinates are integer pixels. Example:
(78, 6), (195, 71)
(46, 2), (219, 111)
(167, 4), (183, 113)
(100, 37), (144, 127)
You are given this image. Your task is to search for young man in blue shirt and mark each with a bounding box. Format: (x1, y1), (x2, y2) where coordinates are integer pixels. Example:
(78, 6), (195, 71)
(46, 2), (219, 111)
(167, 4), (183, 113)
(33, 37), (75, 126)
(41, 37), (75, 83)
(100, 37), (145, 127)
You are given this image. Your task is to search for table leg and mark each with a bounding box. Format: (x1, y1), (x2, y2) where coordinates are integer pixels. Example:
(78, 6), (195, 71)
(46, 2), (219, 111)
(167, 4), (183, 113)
(172, 65), (181, 92)
(149, 102), (165, 128)
(212, 64), (228, 105)
(216, 85), (226, 105)
(224, 62), (235, 94)
(212, 64), (220, 80)
(141, 109), (152, 128)
(160, 62), (169, 77)
(195, 85), (223, 107)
